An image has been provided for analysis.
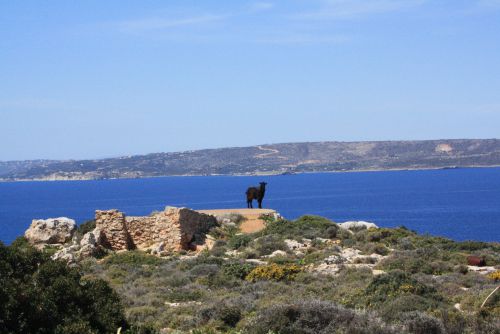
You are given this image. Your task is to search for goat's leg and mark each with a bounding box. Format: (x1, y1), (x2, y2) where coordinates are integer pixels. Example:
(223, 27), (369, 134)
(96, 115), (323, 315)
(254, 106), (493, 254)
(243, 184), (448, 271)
(258, 199), (262, 209)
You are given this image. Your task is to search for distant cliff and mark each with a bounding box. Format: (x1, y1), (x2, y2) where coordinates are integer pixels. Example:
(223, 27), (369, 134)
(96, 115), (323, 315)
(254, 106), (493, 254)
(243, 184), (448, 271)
(1, 139), (500, 181)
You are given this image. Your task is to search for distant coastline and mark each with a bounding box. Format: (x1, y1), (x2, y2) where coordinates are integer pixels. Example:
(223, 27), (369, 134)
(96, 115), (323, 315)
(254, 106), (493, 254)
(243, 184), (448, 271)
(1, 139), (500, 182)
(2, 164), (500, 183)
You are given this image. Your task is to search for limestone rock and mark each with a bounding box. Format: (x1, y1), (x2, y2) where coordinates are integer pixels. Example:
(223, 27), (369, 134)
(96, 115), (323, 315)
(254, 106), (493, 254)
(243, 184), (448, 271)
(284, 239), (312, 255)
(79, 228), (104, 257)
(52, 247), (76, 264)
(313, 263), (343, 276)
(467, 265), (497, 275)
(265, 250), (288, 258)
(325, 254), (347, 265)
(338, 221), (378, 231)
(25, 217), (76, 245)
(313, 247), (389, 277)
(151, 242), (166, 256)
(245, 259), (267, 266)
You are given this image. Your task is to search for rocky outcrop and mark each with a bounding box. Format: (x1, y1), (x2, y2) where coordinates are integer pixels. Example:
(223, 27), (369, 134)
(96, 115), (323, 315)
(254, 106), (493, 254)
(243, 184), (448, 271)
(25, 217), (76, 246)
(27, 206), (218, 263)
(95, 206), (217, 253)
(312, 248), (388, 276)
(338, 221), (378, 231)
(79, 228), (104, 257)
(52, 228), (105, 264)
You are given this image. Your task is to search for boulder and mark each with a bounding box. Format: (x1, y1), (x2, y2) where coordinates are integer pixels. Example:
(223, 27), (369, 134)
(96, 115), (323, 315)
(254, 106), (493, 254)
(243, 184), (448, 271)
(151, 241), (166, 256)
(78, 228), (104, 257)
(338, 221), (378, 231)
(265, 250), (288, 258)
(52, 247), (76, 264)
(25, 217), (76, 245)
(324, 254), (347, 265)
(51, 227), (106, 263)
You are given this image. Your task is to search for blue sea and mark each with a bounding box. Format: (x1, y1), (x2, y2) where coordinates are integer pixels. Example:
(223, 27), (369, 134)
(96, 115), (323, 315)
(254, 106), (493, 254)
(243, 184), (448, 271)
(1, 168), (499, 244)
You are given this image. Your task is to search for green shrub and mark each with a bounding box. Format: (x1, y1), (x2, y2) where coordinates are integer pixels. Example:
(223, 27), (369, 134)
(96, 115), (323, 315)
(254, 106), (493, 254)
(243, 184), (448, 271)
(77, 219), (96, 236)
(222, 261), (255, 280)
(103, 251), (164, 266)
(0, 240), (127, 334)
(164, 287), (204, 302)
(379, 295), (442, 321)
(177, 253), (224, 271)
(244, 300), (399, 334)
(216, 305), (241, 328)
(123, 324), (160, 334)
(227, 234), (252, 250)
(361, 227), (416, 246)
(189, 264), (220, 278)
(379, 248), (454, 275)
(260, 215), (338, 240)
(253, 234), (288, 256)
(364, 270), (441, 307)
(361, 242), (390, 256)
(401, 311), (445, 334)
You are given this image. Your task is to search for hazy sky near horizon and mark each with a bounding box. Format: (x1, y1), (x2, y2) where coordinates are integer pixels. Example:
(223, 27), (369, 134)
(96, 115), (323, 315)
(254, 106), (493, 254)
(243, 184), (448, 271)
(1, 1), (500, 160)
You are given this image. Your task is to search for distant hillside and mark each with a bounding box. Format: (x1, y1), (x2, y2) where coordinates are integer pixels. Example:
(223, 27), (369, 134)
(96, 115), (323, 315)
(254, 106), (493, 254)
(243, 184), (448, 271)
(1, 139), (500, 181)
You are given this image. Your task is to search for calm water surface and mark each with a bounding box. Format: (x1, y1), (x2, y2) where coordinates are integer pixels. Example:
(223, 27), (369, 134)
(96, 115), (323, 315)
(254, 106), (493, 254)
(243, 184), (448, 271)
(1, 168), (499, 244)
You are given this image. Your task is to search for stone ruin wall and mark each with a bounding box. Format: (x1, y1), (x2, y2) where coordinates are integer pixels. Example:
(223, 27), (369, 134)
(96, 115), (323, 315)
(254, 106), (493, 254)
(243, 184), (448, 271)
(95, 210), (133, 251)
(95, 207), (217, 252)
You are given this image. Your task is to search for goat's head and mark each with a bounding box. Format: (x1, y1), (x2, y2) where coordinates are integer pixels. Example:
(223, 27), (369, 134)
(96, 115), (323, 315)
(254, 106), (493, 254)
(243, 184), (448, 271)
(259, 182), (267, 187)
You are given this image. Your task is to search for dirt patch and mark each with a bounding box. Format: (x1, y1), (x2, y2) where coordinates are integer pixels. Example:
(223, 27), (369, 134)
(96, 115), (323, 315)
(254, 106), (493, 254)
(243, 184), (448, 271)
(197, 208), (276, 234)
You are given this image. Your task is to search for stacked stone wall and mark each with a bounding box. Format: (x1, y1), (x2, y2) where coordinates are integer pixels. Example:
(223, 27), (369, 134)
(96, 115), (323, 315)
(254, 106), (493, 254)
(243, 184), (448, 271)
(95, 207), (216, 252)
(95, 210), (133, 251)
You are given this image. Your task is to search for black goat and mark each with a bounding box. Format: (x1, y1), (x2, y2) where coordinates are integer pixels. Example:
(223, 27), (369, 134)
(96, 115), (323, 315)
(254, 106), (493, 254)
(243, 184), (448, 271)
(246, 182), (267, 209)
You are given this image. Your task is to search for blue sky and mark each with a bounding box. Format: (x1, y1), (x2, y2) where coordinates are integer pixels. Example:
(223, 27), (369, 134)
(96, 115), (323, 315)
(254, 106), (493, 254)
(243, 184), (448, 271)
(1, 0), (500, 160)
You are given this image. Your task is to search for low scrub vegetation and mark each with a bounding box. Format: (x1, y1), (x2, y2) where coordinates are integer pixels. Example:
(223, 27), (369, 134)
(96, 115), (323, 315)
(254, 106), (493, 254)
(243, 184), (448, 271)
(246, 263), (303, 282)
(5, 215), (499, 333)
(79, 215), (500, 333)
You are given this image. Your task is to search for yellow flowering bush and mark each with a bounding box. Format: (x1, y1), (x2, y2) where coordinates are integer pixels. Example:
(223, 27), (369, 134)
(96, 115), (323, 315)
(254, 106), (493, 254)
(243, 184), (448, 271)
(487, 270), (500, 282)
(245, 263), (302, 282)
(399, 284), (416, 293)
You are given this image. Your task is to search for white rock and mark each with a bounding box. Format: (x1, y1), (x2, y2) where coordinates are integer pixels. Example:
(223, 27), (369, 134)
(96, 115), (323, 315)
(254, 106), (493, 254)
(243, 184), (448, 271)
(325, 254), (347, 265)
(225, 250), (240, 257)
(25, 217), (76, 245)
(284, 239), (311, 255)
(78, 228), (104, 258)
(313, 263), (343, 276)
(340, 248), (363, 261)
(245, 259), (267, 265)
(467, 265), (497, 274)
(315, 238), (329, 243)
(338, 221), (378, 230)
(265, 250), (288, 258)
(151, 241), (166, 255)
(165, 301), (202, 307)
(52, 247), (75, 263)
(80, 228), (103, 247)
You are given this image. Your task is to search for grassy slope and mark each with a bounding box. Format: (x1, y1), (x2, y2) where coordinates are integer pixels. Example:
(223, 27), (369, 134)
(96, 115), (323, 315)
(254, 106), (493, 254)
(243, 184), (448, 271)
(82, 215), (500, 334)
